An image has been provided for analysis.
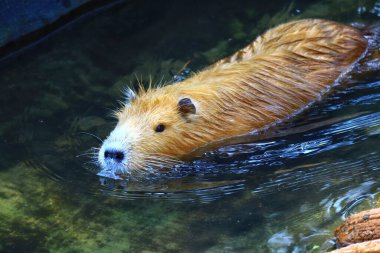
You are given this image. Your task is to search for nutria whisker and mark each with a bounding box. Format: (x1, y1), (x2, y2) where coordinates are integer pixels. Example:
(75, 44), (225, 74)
(143, 158), (175, 167)
(144, 161), (174, 169)
(128, 164), (157, 179)
(144, 154), (181, 164)
(83, 160), (98, 166)
(78, 131), (103, 143)
(76, 152), (97, 158)
(143, 157), (181, 168)
(77, 147), (100, 159)
(145, 153), (183, 161)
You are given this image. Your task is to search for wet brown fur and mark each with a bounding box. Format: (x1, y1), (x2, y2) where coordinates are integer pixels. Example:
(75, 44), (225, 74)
(116, 19), (367, 169)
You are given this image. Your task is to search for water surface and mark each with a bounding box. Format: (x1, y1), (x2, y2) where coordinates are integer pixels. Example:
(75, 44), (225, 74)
(0, 0), (379, 252)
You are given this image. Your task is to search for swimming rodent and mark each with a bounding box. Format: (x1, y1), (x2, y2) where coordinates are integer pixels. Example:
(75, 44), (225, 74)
(98, 19), (369, 178)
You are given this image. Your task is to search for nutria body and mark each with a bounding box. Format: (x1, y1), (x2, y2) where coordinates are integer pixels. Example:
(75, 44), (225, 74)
(98, 19), (368, 177)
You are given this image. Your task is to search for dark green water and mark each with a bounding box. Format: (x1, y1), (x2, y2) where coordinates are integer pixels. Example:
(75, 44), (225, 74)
(0, 0), (379, 252)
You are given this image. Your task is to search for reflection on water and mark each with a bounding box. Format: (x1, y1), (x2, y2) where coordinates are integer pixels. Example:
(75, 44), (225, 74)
(0, 0), (379, 252)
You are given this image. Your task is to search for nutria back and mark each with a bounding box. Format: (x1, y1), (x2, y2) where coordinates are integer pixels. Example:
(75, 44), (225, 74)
(160, 19), (367, 154)
(99, 19), (368, 177)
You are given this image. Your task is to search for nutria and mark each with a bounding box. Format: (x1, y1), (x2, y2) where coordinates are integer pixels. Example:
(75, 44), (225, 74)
(98, 19), (368, 178)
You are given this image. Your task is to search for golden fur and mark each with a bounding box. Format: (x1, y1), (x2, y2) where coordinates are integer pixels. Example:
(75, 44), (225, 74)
(113, 19), (367, 173)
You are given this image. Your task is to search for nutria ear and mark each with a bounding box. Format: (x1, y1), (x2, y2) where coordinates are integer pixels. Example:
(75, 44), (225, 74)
(178, 98), (196, 119)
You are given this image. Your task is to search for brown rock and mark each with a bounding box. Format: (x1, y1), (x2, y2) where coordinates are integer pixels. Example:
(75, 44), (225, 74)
(335, 208), (380, 246)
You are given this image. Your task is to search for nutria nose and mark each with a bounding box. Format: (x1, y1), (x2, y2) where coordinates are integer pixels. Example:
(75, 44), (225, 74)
(104, 150), (124, 163)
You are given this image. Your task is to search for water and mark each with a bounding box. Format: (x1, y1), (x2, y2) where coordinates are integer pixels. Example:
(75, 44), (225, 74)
(0, 0), (379, 252)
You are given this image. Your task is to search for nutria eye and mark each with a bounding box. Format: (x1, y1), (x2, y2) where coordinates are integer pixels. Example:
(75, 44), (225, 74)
(155, 124), (165, 133)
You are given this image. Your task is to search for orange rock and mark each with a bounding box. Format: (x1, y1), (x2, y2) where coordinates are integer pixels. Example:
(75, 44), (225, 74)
(335, 208), (380, 246)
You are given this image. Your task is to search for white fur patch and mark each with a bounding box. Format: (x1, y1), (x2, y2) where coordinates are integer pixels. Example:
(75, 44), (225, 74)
(123, 87), (136, 105)
(98, 124), (140, 175)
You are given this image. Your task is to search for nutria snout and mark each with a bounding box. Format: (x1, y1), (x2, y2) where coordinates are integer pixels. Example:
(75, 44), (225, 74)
(98, 19), (369, 178)
(104, 150), (124, 162)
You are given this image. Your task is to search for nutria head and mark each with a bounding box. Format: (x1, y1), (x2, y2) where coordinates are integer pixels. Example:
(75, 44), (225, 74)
(98, 87), (198, 178)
